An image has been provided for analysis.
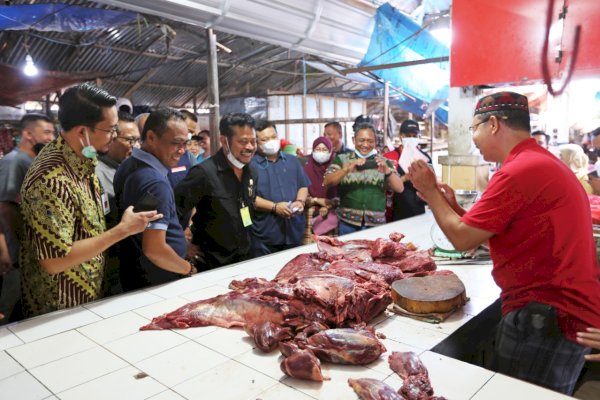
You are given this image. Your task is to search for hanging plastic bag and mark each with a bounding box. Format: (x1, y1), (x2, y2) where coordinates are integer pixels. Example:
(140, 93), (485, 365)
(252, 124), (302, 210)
(399, 138), (429, 173)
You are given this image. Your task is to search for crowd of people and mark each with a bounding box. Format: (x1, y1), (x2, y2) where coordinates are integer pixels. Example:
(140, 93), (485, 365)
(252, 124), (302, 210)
(0, 84), (600, 396)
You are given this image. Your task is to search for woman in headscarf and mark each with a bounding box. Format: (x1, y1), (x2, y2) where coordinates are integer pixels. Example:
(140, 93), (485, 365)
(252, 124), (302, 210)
(559, 144), (593, 194)
(302, 136), (338, 242)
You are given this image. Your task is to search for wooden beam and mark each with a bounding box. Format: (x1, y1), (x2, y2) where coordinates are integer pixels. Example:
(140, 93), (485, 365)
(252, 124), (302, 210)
(123, 58), (167, 98)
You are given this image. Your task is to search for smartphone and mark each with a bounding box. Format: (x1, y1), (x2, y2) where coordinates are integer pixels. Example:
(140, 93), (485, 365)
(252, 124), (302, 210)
(133, 191), (160, 212)
(356, 159), (378, 171)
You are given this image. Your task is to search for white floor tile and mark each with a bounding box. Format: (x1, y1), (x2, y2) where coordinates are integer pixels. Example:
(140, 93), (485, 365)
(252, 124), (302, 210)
(0, 371), (51, 400)
(57, 366), (167, 400)
(234, 348), (285, 381)
(77, 311), (150, 345)
(83, 291), (163, 318)
(178, 285), (231, 301)
(147, 390), (187, 400)
(172, 359), (278, 400)
(463, 295), (498, 317)
(393, 309), (474, 336)
(0, 326), (23, 351)
(132, 297), (192, 320)
(195, 327), (255, 358)
(374, 317), (448, 350)
(103, 329), (188, 364)
(7, 330), (96, 369)
(283, 363), (390, 400)
(256, 382), (316, 400)
(471, 372), (573, 400)
(145, 275), (216, 299)
(28, 347), (127, 393)
(0, 350), (23, 380)
(419, 351), (494, 400)
(135, 341), (228, 387)
(8, 307), (101, 343)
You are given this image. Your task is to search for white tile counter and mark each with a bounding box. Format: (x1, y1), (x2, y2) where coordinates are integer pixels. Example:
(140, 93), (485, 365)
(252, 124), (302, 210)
(0, 212), (572, 399)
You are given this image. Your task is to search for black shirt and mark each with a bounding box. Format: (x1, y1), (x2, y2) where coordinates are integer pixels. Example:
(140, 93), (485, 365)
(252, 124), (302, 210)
(174, 149), (258, 269)
(392, 147), (432, 221)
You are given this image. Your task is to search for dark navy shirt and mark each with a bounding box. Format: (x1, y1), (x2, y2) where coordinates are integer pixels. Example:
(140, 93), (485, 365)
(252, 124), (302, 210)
(167, 151), (195, 190)
(114, 148), (187, 290)
(250, 151), (310, 249)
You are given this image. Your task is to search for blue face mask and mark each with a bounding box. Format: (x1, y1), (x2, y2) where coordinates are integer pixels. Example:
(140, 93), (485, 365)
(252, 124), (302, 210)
(80, 129), (97, 159)
(355, 149), (377, 159)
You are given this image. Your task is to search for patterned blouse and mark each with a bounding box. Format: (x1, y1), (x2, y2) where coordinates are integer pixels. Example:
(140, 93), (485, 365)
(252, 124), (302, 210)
(325, 152), (395, 227)
(20, 135), (106, 317)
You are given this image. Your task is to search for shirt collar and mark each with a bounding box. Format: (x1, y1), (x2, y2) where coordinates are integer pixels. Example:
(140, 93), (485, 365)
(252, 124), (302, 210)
(254, 151), (285, 165)
(58, 134), (97, 177)
(504, 138), (537, 165)
(98, 154), (120, 169)
(132, 148), (169, 177)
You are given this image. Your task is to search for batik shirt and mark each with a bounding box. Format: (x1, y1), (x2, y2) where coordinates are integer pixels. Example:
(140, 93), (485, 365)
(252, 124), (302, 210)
(325, 152), (395, 227)
(20, 135), (106, 317)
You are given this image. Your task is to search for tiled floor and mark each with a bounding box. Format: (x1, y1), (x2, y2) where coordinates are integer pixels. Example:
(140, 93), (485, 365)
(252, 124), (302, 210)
(0, 213), (559, 399)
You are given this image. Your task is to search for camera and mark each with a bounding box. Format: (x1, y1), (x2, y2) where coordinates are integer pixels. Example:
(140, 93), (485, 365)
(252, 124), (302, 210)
(356, 159), (378, 171)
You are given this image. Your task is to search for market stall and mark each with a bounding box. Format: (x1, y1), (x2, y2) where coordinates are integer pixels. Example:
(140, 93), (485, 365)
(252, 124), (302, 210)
(0, 212), (572, 399)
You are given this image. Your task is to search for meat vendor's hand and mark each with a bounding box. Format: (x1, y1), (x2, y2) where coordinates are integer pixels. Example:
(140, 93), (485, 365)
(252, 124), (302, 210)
(319, 206), (330, 218)
(344, 159), (365, 173)
(376, 157), (391, 175)
(438, 183), (459, 208)
(577, 327), (600, 361)
(407, 160), (437, 200)
(120, 206), (163, 235)
(274, 202), (293, 218)
(186, 243), (205, 265)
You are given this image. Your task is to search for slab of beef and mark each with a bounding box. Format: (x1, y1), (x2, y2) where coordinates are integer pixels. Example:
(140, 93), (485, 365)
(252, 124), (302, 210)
(370, 238), (416, 259)
(140, 291), (296, 330)
(302, 328), (386, 365)
(377, 251), (436, 273)
(280, 349), (329, 382)
(327, 260), (405, 285)
(244, 321), (293, 353)
(388, 352), (429, 379)
(348, 378), (403, 400)
(399, 375), (434, 400)
(273, 253), (328, 283)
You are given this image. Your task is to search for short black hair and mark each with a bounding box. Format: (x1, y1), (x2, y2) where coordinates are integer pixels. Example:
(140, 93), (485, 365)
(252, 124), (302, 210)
(20, 113), (51, 132)
(353, 122), (376, 137)
(324, 121), (342, 133)
(220, 113), (255, 141)
(591, 127), (600, 138)
(190, 135), (202, 142)
(142, 108), (185, 141)
(254, 119), (276, 133)
(476, 109), (530, 132)
(118, 110), (135, 123)
(58, 83), (117, 131)
(353, 115), (373, 133)
(531, 130), (550, 143)
(179, 109), (198, 123)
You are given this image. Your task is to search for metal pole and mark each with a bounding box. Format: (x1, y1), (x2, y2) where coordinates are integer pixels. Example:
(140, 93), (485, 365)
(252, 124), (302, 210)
(206, 28), (220, 154)
(383, 80), (390, 140)
(430, 112), (435, 158)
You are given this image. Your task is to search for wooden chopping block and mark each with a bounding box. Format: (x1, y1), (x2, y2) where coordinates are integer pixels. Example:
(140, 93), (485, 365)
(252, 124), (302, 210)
(391, 274), (467, 314)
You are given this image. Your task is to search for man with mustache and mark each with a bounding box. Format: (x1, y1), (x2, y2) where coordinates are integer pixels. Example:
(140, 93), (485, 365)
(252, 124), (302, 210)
(175, 113), (258, 269)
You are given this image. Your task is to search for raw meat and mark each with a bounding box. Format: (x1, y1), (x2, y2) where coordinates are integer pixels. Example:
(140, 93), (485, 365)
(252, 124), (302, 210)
(348, 378), (403, 400)
(244, 321), (293, 353)
(388, 352), (429, 379)
(280, 349), (329, 382)
(399, 375), (434, 400)
(302, 328), (386, 365)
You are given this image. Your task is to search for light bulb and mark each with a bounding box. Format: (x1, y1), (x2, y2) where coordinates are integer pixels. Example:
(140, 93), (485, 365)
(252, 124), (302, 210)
(23, 54), (38, 77)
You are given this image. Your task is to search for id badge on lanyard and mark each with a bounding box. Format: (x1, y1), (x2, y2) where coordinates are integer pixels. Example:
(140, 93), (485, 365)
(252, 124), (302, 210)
(101, 191), (110, 215)
(240, 178), (254, 227)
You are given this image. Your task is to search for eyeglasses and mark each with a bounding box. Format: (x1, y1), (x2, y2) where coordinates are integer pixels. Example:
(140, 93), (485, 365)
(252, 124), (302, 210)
(90, 125), (120, 135)
(468, 118), (490, 135)
(116, 136), (141, 146)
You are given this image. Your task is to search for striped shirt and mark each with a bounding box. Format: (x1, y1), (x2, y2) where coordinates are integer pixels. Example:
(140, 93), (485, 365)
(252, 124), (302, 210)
(20, 135), (106, 317)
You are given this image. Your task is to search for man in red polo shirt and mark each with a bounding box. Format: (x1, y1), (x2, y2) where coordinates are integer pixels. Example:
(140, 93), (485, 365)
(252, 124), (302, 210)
(408, 91), (600, 395)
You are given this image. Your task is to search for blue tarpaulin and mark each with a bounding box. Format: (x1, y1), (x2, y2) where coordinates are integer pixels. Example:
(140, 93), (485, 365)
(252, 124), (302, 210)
(0, 4), (137, 32)
(359, 3), (449, 124)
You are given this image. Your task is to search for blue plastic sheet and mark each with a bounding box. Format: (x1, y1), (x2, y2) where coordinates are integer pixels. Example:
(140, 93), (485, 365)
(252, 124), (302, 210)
(359, 3), (449, 124)
(0, 4), (137, 32)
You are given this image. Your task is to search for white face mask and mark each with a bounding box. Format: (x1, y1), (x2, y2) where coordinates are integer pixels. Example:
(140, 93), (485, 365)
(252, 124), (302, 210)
(355, 149), (377, 159)
(312, 151), (331, 164)
(260, 139), (280, 156)
(198, 147), (205, 156)
(79, 129), (97, 159)
(225, 138), (246, 169)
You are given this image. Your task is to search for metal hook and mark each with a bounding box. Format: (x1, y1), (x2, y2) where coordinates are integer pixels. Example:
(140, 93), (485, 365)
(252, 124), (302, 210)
(541, 0), (582, 96)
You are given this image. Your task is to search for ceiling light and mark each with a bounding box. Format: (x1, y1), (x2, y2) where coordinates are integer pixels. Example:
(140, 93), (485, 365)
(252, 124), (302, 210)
(23, 54), (38, 77)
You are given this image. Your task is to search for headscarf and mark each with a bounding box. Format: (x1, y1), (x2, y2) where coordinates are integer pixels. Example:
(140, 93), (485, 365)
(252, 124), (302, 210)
(304, 136), (336, 198)
(559, 144), (590, 181)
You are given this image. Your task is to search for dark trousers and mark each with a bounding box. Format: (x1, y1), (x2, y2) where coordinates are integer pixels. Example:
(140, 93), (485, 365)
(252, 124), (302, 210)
(494, 306), (590, 395)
